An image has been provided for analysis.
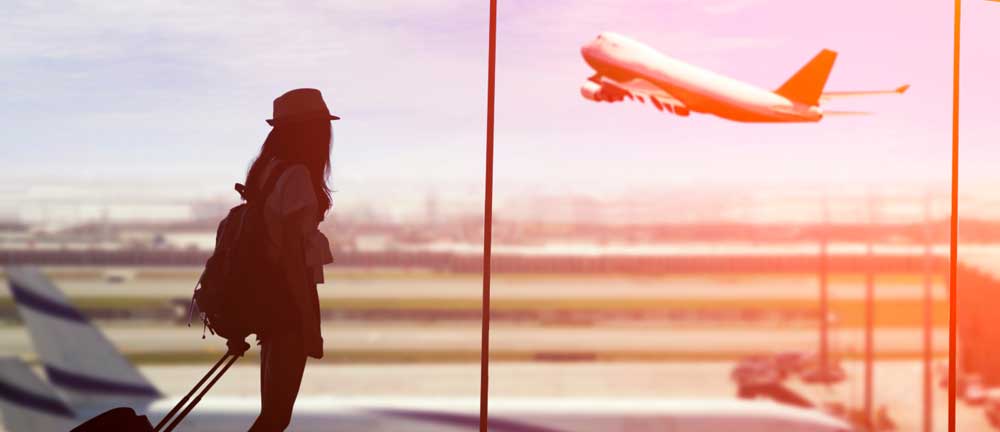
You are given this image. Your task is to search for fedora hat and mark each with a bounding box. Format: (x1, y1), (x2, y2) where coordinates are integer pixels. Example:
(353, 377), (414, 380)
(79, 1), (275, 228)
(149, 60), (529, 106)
(266, 88), (340, 126)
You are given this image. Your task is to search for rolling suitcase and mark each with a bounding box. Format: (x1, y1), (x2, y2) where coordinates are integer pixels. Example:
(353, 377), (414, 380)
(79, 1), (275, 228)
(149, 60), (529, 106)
(71, 340), (249, 432)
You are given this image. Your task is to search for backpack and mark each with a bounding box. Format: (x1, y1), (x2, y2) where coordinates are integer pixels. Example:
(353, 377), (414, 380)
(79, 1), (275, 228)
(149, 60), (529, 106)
(190, 160), (291, 341)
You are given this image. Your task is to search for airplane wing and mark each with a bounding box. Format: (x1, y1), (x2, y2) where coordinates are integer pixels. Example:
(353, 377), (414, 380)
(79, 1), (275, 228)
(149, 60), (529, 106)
(593, 76), (690, 116)
(820, 84), (909, 101)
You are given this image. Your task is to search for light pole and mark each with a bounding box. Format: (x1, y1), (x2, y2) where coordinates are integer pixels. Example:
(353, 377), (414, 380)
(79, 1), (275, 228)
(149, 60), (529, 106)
(819, 197), (830, 378)
(923, 193), (934, 432)
(863, 194), (877, 429)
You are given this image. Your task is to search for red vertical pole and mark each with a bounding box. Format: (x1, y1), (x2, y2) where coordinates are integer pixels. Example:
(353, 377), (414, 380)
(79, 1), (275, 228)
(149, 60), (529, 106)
(948, 1), (960, 431)
(480, 1), (498, 431)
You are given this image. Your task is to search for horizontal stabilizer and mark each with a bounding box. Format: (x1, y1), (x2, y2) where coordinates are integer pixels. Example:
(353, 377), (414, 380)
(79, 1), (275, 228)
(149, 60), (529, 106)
(821, 84), (910, 101)
(0, 357), (77, 431)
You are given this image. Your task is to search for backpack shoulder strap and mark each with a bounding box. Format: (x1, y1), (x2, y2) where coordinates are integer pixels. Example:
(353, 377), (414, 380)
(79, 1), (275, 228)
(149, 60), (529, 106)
(251, 160), (291, 203)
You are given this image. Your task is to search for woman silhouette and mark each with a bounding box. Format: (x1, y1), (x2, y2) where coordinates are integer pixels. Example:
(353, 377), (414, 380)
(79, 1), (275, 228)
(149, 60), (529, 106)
(244, 88), (336, 431)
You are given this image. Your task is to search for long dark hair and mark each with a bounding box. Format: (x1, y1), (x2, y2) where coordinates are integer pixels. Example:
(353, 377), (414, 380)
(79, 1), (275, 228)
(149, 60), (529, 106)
(245, 120), (332, 221)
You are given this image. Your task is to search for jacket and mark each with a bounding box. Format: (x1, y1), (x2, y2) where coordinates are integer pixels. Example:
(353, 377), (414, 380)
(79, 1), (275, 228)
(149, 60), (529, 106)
(258, 158), (333, 358)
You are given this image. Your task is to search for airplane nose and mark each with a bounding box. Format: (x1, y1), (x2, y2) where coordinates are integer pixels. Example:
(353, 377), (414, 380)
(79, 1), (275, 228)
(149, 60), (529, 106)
(581, 40), (598, 58)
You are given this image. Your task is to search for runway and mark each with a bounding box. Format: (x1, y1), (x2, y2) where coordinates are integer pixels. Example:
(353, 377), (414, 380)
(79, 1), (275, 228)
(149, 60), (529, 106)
(1, 266), (947, 301)
(0, 265), (968, 430)
(125, 362), (998, 432)
(0, 324), (950, 361)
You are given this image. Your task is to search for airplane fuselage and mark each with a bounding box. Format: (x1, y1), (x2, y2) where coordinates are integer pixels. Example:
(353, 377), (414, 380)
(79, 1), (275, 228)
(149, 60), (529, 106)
(580, 33), (823, 122)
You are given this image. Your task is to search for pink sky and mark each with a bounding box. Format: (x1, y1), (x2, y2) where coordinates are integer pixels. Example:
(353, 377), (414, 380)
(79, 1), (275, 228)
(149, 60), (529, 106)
(489, 0), (1000, 217)
(1, 0), (999, 220)
(494, 1), (962, 187)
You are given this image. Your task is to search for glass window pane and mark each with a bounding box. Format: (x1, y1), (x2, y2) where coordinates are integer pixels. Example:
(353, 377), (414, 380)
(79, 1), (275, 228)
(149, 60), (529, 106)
(956, 1), (1000, 429)
(493, 1), (953, 430)
(0, 2), (488, 430)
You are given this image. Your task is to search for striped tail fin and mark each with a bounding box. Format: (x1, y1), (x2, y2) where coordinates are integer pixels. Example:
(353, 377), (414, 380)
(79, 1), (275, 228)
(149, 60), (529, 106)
(0, 356), (78, 431)
(5, 267), (162, 409)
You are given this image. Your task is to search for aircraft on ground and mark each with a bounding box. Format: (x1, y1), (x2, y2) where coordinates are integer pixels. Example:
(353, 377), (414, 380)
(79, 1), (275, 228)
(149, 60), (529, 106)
(580, 32), (908, 122)
(0, 267), (852, 431)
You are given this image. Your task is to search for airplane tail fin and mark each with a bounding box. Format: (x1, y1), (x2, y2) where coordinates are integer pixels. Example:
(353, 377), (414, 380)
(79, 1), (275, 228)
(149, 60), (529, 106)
(0, 356), (78, 431)
(5, 267), (162, 409)
(775, 49), (837, 106)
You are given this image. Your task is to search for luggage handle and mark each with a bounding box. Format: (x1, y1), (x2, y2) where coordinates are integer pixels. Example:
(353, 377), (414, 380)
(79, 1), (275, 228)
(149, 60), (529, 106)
(155, 340), (250, 432)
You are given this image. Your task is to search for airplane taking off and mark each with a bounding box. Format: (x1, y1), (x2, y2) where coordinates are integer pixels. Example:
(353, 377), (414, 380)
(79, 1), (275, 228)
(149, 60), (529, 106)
(580, 32), (908, 122)
(0, 267), (852, 431)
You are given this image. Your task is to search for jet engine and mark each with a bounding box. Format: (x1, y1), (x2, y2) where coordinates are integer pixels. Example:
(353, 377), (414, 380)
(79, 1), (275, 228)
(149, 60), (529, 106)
(580, 81), (627, 102)
(580, 81), (603, 101)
